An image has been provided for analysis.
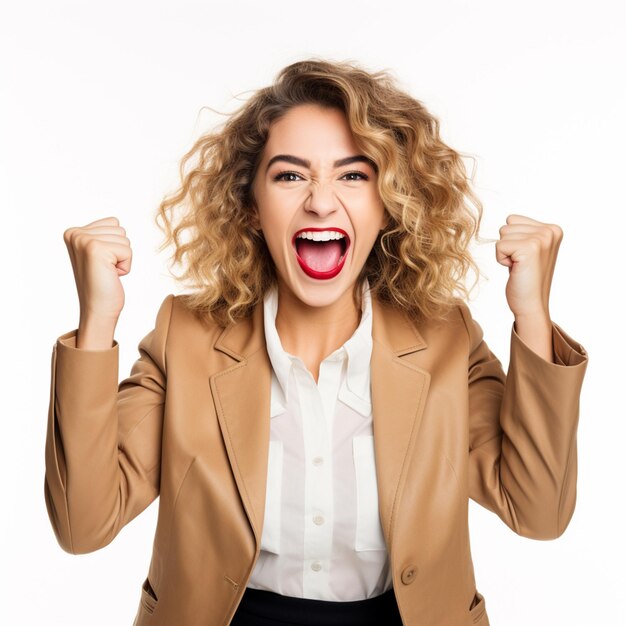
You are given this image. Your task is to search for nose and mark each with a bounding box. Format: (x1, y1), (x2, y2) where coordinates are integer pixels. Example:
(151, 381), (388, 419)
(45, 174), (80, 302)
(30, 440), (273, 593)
(303, 182), (339, 219)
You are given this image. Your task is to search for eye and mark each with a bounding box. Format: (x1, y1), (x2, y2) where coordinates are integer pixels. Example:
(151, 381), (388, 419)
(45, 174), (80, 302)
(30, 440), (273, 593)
(341, 171), (369, 181)
(273, 170), (303, 182)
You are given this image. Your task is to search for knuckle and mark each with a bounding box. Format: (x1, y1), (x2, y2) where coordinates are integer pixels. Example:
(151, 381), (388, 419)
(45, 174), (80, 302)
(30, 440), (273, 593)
(63, 227), (76, 244)
(83, 237), (100, 253)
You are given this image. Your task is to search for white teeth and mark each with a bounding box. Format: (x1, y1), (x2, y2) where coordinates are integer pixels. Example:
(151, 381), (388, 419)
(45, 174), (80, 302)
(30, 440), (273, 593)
(296, 230), (346, 241)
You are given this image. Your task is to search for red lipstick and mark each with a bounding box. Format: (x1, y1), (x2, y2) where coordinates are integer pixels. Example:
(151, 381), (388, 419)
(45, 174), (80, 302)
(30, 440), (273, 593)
(292, 227), (350, 280)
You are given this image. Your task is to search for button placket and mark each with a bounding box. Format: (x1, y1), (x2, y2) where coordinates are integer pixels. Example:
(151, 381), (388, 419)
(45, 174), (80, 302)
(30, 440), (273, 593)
(299, 368), (333, 597)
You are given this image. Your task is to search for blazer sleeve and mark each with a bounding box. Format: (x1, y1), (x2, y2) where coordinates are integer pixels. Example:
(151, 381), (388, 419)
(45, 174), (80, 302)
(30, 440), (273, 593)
(44, 294), (175, 554)
(458, 303), (589, 540)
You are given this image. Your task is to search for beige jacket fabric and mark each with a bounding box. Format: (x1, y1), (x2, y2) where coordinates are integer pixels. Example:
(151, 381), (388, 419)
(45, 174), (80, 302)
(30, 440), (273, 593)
(44, 294), (588, 625)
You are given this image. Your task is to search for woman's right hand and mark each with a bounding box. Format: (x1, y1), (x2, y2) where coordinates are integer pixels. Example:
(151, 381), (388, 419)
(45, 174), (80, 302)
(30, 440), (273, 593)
(63, 217), (132, 347)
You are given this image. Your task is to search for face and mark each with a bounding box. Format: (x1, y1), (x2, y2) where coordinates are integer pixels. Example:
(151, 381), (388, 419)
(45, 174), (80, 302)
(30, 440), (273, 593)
(251, 103), (388, 310)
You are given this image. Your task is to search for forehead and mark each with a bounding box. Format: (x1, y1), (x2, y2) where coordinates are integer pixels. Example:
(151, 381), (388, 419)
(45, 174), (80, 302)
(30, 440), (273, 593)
(263, 104), (359, 158)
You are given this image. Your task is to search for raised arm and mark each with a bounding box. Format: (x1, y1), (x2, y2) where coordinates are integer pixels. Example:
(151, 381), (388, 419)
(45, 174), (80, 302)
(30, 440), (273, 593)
(460, 303), (588, 539)
(45, 215), (175, 554)
(44, 293), (174, 554)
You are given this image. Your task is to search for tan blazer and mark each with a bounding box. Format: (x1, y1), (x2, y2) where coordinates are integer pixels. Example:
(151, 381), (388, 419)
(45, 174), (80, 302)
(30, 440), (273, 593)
(44, 293), (588, 625)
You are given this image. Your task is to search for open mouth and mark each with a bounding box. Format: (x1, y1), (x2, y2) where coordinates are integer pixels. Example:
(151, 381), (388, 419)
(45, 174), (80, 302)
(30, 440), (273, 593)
(292, 227), (350, 280)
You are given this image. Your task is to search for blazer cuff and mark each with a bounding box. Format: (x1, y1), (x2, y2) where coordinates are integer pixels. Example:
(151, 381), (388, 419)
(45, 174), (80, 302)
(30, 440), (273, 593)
(511, 321), (588, 368)
(56, 329), (119, 352)
(54, 330), (119, 414)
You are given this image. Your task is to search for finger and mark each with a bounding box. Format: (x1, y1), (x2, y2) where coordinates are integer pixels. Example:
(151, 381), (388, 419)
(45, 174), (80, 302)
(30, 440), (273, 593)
(495, 250), (513, 267)
(506, 214), (545, 226)
(496, 256), (513, 265)
(499, 225), (544, 236)
(66, 219), (122, 249)
(77, 228), (127, 240)
(89, 234), (131, 246)
(495, 239), (543, 269)
(116, 254), (132, 275)
(71, 232), (129, 247)
(499, 228), (558, 248)
(497, 236), (542, 254)
(495, 240), (515, 264)
(498, 232), (537, 241)
(83, 224), (126, 233)
(82, 216), (120, 228)
(99, 242), (133, 272)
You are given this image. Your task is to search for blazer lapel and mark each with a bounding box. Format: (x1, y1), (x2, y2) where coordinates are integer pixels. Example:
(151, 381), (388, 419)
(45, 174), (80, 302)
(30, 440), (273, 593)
(209, 302), (271, 546)
(208, 296), (432, 553)
(370, 298), (431, 548)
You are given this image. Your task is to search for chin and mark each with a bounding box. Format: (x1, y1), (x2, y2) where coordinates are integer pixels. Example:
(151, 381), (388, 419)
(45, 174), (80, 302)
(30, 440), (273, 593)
(295, 289), (346, 309)
(280, 270), (355, 310)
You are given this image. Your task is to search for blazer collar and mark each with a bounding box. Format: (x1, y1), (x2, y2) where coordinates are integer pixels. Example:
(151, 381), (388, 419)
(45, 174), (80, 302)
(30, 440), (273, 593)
(213, 293), (428, 361)
(213, 296), (267, 361)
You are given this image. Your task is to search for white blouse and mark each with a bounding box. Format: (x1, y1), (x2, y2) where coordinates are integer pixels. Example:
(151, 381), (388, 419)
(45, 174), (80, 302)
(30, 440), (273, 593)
(246, 281), (393, 601)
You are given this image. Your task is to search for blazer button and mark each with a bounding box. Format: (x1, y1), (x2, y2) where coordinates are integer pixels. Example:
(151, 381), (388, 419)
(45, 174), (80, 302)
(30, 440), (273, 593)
(401, 565), (418, 585)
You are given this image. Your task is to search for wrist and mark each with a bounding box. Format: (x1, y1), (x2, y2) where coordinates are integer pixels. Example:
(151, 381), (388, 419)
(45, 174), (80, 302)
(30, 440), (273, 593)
(77, 314), (118, 350)
(513, 314), (554, 363)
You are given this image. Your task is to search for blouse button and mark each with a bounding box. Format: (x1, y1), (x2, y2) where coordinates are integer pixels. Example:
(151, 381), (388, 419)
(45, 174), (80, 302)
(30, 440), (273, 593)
(313, 515), (325, 526)
(312, 456), (324, 466)
(311, 561), (322, 572)
(401, 565), (418, 585)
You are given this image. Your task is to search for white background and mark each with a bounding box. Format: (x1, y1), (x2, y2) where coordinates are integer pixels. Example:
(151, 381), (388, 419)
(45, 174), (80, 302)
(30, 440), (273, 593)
(1, 0), (624, 624)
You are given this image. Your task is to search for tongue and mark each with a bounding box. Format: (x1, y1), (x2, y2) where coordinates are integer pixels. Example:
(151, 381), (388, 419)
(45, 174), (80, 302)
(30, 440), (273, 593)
(297, 239), (343, 272)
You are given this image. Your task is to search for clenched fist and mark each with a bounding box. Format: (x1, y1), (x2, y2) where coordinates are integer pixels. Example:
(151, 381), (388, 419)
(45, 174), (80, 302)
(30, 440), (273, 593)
(63, 216), (132, 348)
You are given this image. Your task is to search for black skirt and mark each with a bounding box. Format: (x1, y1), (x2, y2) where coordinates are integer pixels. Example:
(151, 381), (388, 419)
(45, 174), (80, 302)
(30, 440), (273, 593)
(230, 587), (403, 626)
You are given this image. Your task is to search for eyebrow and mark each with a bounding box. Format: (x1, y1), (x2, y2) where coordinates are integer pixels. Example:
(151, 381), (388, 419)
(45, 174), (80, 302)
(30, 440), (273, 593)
(266, 154), (377, 173)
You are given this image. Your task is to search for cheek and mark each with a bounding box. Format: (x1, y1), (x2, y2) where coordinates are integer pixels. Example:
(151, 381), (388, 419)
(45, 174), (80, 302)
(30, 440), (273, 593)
(374, 201), (388, 231)
(358, 187), (384, 214)
(353, 197), (386, 237)
(259, 215), (290, 259)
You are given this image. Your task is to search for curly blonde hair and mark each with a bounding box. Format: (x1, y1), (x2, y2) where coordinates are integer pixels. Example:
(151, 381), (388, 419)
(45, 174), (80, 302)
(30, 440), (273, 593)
(156, 57), (485, 326)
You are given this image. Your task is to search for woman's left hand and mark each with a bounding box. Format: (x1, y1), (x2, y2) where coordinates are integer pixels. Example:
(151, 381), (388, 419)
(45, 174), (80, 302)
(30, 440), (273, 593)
(495, 214), (563, 319)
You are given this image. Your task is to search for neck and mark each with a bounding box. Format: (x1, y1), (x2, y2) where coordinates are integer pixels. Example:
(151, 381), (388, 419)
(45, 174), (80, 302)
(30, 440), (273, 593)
(274, 282), (361, 364)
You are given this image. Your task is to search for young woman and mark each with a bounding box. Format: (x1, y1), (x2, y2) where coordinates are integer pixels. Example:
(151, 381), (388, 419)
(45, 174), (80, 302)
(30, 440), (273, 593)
(45, 59), (588, 626)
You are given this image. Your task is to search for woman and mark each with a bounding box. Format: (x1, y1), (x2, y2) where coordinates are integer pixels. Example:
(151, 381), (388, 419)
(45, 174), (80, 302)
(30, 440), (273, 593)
(45, 59), (588, 625)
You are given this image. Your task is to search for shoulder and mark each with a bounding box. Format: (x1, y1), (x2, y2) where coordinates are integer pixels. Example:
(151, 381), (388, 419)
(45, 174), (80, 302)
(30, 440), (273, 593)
(154, 293), (228, 347)
(454, 300), (484, 351)
(372, 295), (470, 355)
